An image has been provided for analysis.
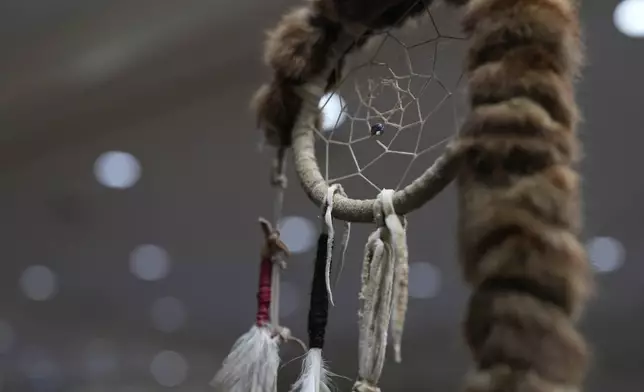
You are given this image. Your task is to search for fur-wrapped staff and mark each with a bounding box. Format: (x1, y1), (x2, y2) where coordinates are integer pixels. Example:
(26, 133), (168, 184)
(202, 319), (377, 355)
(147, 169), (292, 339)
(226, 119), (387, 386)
(291, 184), (347, 392)
(211, 218), (292, 392)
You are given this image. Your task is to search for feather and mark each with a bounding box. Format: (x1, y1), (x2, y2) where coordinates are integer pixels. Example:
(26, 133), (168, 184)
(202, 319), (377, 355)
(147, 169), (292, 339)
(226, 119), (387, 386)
(211, 325), (279, 392)
(290, 348), (332, 392)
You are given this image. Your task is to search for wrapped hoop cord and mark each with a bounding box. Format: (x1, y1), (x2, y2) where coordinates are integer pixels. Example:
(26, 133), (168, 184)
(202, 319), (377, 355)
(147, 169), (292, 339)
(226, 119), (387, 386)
(292, 74), (462, 223)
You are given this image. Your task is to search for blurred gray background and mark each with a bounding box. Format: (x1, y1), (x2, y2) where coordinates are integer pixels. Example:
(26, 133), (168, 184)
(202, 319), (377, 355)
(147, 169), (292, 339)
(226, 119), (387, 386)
(0, 0), (643, 391)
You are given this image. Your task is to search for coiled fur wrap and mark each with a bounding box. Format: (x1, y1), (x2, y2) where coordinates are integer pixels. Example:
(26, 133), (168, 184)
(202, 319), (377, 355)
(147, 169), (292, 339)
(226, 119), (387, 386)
(453, 0), (593, 390)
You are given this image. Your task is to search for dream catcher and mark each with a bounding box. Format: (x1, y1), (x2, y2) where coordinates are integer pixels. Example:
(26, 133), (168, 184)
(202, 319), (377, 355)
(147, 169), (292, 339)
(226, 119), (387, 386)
(214, 0), (594, 391)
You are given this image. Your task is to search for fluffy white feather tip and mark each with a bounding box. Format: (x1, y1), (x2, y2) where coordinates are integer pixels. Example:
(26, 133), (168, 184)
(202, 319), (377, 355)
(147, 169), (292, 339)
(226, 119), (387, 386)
(210, 325), (279, 392)
(290, 348), (332, 392)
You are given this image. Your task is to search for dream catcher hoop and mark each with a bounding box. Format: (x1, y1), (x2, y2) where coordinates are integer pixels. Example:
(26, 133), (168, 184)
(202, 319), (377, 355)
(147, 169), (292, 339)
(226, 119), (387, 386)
(214, 0), (594, 391)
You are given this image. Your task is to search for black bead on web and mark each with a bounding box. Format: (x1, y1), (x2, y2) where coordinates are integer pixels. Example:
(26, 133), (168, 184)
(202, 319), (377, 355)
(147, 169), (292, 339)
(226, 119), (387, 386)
(370, 123), (384, 136)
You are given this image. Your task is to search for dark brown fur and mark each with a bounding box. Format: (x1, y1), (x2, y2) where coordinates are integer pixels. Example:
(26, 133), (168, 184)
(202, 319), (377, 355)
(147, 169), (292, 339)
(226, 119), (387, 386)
(256, 1), (343, 147)
(332, 0), (429, 30)
(251, 81), (303, 147)
(453, 0), (592, 390)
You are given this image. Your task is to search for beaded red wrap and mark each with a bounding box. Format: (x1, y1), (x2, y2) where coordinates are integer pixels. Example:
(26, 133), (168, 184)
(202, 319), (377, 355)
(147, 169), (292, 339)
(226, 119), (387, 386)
(256, 257), (273, 326)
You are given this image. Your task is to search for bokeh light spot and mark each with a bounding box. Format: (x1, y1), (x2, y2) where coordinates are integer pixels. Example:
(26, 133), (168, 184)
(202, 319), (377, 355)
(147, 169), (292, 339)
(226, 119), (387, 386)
(94, 151), (141, 189)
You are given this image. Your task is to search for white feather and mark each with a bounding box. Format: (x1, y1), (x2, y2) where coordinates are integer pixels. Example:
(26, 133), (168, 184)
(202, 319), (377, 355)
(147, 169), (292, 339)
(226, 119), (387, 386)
(211, 325), (280, 392)
(290, 348), (332, 392)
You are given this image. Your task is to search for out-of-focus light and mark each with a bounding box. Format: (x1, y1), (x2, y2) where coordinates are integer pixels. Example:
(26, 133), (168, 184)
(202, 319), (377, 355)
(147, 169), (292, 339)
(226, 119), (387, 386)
(614, 0), (644, 37)
(130, 244), (171, 281)
(150, 296), (187, 333)
(278, 216), (317, 254)
(150, 350), (188, 387)
(94, 151), (141, 189)
(408, 262), (441, 299)
(319, 93), (348, 131)
(20, 265), (58, 301)
(587, 236), (625, 273)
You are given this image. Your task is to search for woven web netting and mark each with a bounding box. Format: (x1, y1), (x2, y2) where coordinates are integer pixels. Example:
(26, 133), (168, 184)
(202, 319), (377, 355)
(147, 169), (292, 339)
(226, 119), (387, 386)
(315, 4), (470, 199)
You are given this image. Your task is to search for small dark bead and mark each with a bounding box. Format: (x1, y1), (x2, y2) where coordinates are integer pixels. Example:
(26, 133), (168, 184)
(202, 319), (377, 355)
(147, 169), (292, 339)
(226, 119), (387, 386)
(370, 123), (384, 136)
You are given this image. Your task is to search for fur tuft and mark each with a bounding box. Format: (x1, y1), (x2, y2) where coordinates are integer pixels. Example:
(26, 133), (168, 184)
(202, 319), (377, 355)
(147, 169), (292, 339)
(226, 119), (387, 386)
(251, 81), (303, 147)
(290, 348), (332, 392)
(265, 7), (326, 81)
(211, 325), (280, 392)
(254, 1), (343, 147)
(454, 0), (593, 390)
